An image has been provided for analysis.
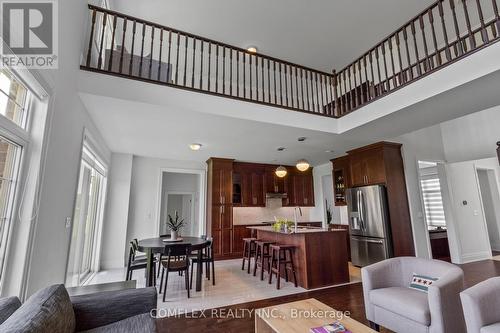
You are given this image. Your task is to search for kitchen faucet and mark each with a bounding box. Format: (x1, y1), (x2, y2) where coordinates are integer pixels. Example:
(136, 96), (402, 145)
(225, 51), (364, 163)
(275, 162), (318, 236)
(293, 206), (303, 233)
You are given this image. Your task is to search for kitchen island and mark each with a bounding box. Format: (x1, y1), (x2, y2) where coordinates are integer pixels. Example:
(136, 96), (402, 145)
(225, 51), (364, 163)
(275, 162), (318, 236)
(248, 226), (349, 289)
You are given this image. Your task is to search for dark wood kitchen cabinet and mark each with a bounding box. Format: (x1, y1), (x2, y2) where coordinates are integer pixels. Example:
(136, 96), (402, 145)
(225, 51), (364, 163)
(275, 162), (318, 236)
(349, 148), (385, 187)
(265, 166), (285, 194)
(233, 163), (266, 207)
(207, 158), (234, 259)
(289, 171), (315, 207)
(331, 156), (350, 206)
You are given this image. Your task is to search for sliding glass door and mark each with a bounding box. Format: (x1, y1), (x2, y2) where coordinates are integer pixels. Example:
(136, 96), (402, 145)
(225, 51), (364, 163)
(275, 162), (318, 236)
(67, 145), (107, 286)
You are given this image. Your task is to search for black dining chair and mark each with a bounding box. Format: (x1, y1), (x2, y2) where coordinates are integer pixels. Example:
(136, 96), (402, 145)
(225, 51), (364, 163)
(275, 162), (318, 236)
(126, 241), (156, 285)
(190, 237), (215, 288)
(159, 243), (192, 301)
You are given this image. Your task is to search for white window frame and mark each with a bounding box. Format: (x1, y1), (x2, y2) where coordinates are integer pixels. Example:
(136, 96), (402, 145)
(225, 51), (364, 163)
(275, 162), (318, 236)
(0, 72), (33, 293)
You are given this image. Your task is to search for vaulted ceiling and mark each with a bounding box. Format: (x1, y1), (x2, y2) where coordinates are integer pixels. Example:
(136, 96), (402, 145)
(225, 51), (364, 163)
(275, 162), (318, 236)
(108, 0), (435, 72)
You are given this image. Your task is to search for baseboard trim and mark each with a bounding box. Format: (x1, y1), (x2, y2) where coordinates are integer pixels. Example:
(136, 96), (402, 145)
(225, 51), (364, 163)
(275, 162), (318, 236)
(460, 251), (492, 264)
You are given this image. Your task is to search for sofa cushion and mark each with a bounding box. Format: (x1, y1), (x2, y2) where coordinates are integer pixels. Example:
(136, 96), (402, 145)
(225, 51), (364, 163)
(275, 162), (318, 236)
(481, 322), (500, 333)
(370, 287), (430, 325)
(0, 296), (21, 324)
(79, 313), (155, 333)
(0, 284), (75, 333)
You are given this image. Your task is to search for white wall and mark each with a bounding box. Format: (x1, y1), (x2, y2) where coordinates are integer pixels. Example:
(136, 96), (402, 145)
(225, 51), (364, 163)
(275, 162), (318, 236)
(126, 156), (205, 250)
(21, 1), (111, 298)
(100, 153), (133, 270)
(441, 105), (500, 163)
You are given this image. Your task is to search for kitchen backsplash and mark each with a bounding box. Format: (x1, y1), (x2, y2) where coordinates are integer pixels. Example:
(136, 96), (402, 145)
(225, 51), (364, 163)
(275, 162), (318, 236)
(233, 198), (312, 225)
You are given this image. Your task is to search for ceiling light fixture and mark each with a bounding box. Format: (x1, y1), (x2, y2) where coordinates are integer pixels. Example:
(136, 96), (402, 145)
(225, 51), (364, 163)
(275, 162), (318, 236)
(296, 159), (310, 172)
(275, 166), (287, 178)
(189, 143), (202, 151)
(247, 46), (258, 53)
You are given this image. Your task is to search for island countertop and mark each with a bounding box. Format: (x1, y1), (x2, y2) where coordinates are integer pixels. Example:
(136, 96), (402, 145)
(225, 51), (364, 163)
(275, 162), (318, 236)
(247, 226), (347, 234)
(249, 225), (349, 289)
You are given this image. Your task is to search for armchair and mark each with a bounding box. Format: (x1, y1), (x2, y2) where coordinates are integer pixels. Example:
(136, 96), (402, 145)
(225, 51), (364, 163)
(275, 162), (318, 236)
(361, 257), (466, 333)
(460, 277), (500, 333)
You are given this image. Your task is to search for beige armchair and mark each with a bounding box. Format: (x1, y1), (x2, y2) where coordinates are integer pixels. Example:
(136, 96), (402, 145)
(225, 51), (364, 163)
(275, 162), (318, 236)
(361, 257), (466, 333)
(461, 277), (500, 333)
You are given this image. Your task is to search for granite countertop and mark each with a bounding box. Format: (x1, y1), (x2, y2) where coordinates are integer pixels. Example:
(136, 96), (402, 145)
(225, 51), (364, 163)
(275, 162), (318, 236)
(247, 226), (347, 234)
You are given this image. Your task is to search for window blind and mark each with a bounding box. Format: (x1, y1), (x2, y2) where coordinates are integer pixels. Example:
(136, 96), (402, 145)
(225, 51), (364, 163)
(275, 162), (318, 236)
(420, 175), (446, 227)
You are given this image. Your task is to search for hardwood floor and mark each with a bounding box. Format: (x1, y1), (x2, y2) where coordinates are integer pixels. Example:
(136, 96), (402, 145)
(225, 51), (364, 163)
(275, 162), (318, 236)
(156, 259), (500, 333)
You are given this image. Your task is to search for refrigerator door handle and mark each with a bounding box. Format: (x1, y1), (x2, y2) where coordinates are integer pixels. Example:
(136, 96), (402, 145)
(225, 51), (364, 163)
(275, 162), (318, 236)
(359, 191), (365, 231)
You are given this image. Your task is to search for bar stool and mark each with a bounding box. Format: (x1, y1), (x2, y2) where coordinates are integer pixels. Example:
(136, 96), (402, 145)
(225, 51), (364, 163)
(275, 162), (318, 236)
(268, 244), (298, 289)
(253, 240), (275, 281)
(241, 237), (257, 274)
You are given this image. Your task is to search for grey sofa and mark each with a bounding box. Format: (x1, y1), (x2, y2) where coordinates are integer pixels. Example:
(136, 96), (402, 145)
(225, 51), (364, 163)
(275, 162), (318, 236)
(0, 284), (157, 332)
(461, 277), (500, 333)
(361, 257), (466, 333)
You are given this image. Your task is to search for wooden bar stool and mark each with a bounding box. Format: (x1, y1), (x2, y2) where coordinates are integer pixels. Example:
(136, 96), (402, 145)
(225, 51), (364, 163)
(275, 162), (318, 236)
(268, 244), (298, 289)
(253, 240), (275, 281)
(241, 237), (257, 274)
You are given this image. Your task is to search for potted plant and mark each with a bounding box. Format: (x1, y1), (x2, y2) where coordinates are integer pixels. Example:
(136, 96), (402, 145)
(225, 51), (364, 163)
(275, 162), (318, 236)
(325, 200), (334, 230)
(167, 211), (185, 240)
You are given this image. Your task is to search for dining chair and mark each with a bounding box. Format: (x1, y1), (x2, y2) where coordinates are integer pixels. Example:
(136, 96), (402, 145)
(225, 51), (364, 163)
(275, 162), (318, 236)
(159, 243), (192, 301)
(190, 237), (215, 288)
(126, 241), (156, 286)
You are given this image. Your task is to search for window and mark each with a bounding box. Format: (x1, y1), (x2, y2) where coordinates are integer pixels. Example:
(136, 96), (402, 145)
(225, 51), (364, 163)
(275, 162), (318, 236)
(0, 137), (22, 282)
(66, 141), (107, 286)
(0, 70), (29, 128)
(0, 69), (31, 287)
(420, 174), (447, 228)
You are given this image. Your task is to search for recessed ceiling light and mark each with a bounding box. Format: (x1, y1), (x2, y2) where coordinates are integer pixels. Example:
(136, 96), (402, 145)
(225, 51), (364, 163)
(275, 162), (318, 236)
(277, 147), (286, 152)
(189, 143), (202, 151)
(298, 137), (306, 142)
(247, 46), (258, 53)
(325, 150), (335, 153)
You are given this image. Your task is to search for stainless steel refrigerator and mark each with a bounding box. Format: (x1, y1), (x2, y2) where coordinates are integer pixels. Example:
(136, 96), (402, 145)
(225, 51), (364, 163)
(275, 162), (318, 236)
(347, 185), (393, 267)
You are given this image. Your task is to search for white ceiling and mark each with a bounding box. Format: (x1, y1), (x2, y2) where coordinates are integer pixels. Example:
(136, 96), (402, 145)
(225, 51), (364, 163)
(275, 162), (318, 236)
(109, 0), (435, 72)
(79, 67), (500, 166)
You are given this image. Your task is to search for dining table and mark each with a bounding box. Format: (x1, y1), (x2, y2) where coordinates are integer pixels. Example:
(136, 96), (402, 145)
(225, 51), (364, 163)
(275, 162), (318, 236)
(137, 236), (210, 292)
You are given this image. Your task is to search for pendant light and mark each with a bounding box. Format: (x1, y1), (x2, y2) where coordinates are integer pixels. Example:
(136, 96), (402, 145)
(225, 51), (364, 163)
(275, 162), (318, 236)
(275, 166), (287, 178)
(296, 159), (310, 172)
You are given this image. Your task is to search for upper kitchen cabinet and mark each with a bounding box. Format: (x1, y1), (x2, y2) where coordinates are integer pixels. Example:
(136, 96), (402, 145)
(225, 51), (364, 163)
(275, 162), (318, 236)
(207, 158), (234, 206)
(348, 144), (387, 187)
(290, 171), (315, 207)
(265, 166), (285, 194)
(233, 163), (266, 207)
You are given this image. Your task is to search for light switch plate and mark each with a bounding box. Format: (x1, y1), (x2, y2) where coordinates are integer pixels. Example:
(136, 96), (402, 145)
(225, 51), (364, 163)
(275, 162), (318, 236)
(65, 217), (72, 228)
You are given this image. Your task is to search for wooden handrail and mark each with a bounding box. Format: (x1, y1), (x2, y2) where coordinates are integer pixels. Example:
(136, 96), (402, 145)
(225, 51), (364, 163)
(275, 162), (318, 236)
(334, 0), (500, 117)
(82, 1), (500, 119)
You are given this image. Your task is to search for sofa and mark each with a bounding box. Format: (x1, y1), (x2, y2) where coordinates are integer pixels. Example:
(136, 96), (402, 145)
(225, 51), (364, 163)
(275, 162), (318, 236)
(0, 284), (157, 332)
(361, 257), (466, 333)
(461, 277), (500, 333)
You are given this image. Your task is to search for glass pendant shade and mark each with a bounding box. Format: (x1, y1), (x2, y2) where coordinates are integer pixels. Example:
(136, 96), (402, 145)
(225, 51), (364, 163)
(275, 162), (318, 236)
(296, 159), (310, 172)
(275, 166), (287, 178)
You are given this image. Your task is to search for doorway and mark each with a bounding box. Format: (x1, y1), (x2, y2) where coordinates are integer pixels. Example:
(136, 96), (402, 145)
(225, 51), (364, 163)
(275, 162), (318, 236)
(476, 168), (500, 256)
(158, 171), (203, 237)
(161, 193), (195, 236)
(417, 161), (451, 262)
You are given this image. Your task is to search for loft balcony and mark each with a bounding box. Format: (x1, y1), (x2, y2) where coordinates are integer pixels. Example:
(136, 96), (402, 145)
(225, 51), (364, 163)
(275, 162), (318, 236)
(80, 1), (500, 119)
